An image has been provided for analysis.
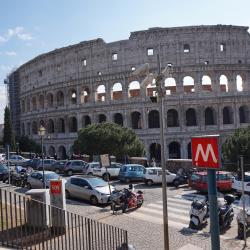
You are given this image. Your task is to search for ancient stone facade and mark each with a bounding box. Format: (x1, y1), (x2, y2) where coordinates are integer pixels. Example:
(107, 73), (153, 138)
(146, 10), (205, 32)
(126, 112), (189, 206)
(9, 25), (250, 159)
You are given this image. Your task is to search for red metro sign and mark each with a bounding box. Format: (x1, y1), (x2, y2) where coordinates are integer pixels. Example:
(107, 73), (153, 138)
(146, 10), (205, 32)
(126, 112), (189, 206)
(191, 136), (220, 169)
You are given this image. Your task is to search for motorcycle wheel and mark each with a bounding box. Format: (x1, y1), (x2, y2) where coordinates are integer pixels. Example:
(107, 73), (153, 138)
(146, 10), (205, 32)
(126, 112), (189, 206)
(137, 201), (143, 208)
(238, 223), (244, 239)
(189, 221), (197, 230)
(122, 204), (127, 213)
(173, 180), (179, 188)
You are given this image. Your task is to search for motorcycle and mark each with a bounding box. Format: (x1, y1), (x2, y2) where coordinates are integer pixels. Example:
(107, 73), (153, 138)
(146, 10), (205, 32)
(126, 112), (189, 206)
(173, 173), (188, 188)
(237, 194), (250, 239)
(110, 185), (144, 213)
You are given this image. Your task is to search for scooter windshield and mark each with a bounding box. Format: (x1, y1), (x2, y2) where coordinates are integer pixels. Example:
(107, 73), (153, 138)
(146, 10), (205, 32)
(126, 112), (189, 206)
(239, 194), (250, 208)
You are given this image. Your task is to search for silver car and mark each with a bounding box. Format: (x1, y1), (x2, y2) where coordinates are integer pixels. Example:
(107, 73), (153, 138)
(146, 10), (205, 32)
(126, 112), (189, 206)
(65, 176), (115, 205)
(26, 171), (60, 189)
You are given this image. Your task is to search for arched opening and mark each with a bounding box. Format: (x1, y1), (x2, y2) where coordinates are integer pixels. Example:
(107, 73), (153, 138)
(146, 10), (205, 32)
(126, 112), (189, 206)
(56, 91), (64, 106)
(184, 44), (190, 53)
(220, 75), (228, 92)
(150, 143), (161, 161)
(114, 113), (123, 126)
(183, 76), (195, 94)
(205, 107), (216, 125)
(69, 117), (77, 132)
(112, 83), (123, 100)
(32, 96), (37, 111)
(236, 75), (243, 92)
(98, 114), (106, 123)
(47, 93), (54, 108)
(48, 146), (56, 157)
(39, 95), (44, 109)
(165, 77), (176, 95)
(69, 89), (77, 105)
(148, 110), (160, 128)
(80, 88), (90, 103)
(167, 109), (179, 127)
(131, 111), (142, 129)
(48, 119), (55, 133)
(146, 79), (157, 98)
(21, 123), (25, 136)
(58, 146), (67, 160)
(128, 81), (140, 98)
(32, 121), (38, 135)
(239, 106), (249, 123)
(202, 75), (212, 92)
(187, 142), (191, 159)
(186, 108), (197, 126)
(58, 118), (65, 133)
(223, 106), (234, 124)
(168, 142), (181, 159)
(82, 115), (91, 127)
(96, 85), (106, 102)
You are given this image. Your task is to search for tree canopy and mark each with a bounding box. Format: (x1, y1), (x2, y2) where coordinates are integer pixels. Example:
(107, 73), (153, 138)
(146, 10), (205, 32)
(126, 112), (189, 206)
(19, 136), (41, 153)
(73, 123), (145, 160)
(222, 126), (250, 171)
(3, 106), (15, 150)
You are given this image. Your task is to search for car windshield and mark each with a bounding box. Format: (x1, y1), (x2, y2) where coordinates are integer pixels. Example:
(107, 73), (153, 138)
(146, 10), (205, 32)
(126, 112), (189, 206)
(0, 165), (8, 171)
(87, 178), (107, 187)
(44, 173), (59, 180)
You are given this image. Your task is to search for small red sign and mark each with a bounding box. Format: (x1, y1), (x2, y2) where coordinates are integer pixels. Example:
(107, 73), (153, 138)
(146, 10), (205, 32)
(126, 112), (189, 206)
(50, 180), (62, 194)
(191, 136), (220, 169)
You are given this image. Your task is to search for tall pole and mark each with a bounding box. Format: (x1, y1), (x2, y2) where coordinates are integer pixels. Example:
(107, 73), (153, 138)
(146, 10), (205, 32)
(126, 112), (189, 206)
(7, 144), (10, 187)
(157, 54), (170, 250)
(41, 136), (45, 188)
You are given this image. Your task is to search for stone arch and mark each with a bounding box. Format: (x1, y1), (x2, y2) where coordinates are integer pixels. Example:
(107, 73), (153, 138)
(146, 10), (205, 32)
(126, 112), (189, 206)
(69, 116), (77, 132)
(57, 118), (65, 133)
(111, 82), (123, 100)
(131, 111), (142, 129)
(168, 141), (181, 159)
(46, 93), (54, 108)
(128, 81), (140, 98)
(32, 96), (37, 111)
(205, 107), (216, 125)
(48, 119), (55, 133)
(69, 89), (77, 105)
(236, 75), (243, 92)
(98, 114), (106, 123)
(239, 105), (249, 123)
(32, 121), (38, 135)
(165, 77), (176, 95)
(220, 75), (228, 92)
(38, 95), (44, 109)
(186, 108), (197, 126)
(58, 146), (67, 160)
(187, 142), (192, 159)
(183, 76), (195, 94)
(223, 106), (234, 124)
(114, 113), (123, 126)
(96, 85), (106, 102)
(167, 109), (179, 127)
(150, 143), (161, 161)
(148, 110), (160, 128)
(56, 91), (64, 106)
(80, 87), (90, 103)
(82, 115), (91, 127)
(202, 75), (212, 92)
(48, 146), (56, 157)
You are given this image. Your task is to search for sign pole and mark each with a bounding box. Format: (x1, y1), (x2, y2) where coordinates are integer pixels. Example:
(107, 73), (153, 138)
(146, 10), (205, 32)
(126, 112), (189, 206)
(207, 169), (220, 250)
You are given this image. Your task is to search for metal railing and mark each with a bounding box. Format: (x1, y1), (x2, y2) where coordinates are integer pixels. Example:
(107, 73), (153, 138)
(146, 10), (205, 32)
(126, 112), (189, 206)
(0, 188), (128, 250)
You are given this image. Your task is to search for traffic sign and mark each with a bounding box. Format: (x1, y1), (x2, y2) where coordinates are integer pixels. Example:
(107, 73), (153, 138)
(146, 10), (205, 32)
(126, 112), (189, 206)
(191, 135), (220, 169)
(50, 180), (62, 194)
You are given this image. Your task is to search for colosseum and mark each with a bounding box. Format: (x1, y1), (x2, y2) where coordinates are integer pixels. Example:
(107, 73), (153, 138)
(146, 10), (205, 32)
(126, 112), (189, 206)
(7, 25), (250, 160)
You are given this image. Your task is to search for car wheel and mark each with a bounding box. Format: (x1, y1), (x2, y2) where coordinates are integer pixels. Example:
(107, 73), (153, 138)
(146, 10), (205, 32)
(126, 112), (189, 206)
(87, 172), (93, 176)
(125, 177), (130, 183)
(103, 173), (110, 181)
(55, 169), (60, 174)
(146, 179), (153, 186)
(65, 190), (70, 199)
(27, 183), (32, 189)
(90, 196), (98, 206)
(67, 170), (73, 176)
(173, 180), (179, 188)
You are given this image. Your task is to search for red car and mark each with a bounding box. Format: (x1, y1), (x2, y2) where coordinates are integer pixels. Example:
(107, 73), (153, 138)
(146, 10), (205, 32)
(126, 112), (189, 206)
(189, 171), (232, 192)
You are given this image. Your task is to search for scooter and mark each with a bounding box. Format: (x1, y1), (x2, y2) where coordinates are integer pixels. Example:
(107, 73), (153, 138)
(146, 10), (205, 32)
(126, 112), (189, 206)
(173, 173), (188, 188)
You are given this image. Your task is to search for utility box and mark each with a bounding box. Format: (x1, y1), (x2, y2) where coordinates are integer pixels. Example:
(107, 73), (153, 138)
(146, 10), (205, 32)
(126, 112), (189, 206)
(25, 189), (50, 227)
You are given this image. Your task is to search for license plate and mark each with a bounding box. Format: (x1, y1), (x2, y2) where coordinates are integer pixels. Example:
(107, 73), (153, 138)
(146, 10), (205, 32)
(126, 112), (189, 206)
(191, 216), (199, 226)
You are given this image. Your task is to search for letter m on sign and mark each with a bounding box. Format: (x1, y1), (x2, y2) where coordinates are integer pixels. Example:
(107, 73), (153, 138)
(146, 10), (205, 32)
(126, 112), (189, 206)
(191, 136), (220, 169)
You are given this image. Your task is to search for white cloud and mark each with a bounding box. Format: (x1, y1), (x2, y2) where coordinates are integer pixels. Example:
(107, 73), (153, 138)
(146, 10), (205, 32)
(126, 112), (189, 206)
(0, 26), (33, 43)
(5, 51), (17, 56)
(0, 65), (12, 72)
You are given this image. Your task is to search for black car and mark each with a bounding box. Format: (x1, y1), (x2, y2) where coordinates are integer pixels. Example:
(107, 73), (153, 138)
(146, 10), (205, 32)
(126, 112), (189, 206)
(23, 158), (41, 169)
(0, 164), (8, 181)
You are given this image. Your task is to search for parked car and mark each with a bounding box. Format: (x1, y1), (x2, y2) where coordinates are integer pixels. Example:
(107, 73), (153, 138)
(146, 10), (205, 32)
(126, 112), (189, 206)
(23, 158), (41, 169)
(0, 154), (6, 162)
(83, 162), (101, 175)
(232, 172), (250, 195)
(118, 164), (145, 183)
(26, 171), (60, 189)
(189, 171), (232, 192)
(0, 164), (8, 181)
(93, 162), (122, 181)
(9, 155), (30, 166)
(65, 176), (115, 205)
(36, 159), (57, 171)
(48, 160), (67, 174)
(64, 160), (87, 176)
(143, 167), (176, 186)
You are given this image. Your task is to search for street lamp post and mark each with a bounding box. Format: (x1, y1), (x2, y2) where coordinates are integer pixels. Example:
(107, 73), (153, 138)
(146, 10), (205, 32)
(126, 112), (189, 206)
(16, 142), (19, 155)
(38, 125), (46, 188)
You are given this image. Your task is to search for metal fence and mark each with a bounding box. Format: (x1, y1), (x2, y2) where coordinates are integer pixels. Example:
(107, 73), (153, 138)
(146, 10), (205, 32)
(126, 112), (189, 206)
(0, 188), (128, 250)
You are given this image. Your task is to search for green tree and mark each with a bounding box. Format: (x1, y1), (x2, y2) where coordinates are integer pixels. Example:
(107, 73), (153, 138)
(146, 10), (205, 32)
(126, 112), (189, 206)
(19, 136), (41, 153)
(222, 126), (250, 172)
(73, 123), (145, 160)
(3, 106), (15, 150)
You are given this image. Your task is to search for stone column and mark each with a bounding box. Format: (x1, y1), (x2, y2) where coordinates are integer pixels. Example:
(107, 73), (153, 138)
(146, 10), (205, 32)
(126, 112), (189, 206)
(194, 72), (202, 94)
(142, 108), (148, 129)
(77, 112), (81, 130)
(227, 74), (237, 93)
(175, 74), (184, 96)
(212, 74), (220, 94)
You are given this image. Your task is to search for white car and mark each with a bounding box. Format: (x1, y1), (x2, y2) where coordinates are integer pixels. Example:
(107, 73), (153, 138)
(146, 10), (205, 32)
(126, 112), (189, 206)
(83, 162), (101, 175)
(143, 167), (176, 186)
(9, 155), (30, 165)
(93, 162), (122, 181)
(232, 172), (250, 194)
(0, 154), (6, 162)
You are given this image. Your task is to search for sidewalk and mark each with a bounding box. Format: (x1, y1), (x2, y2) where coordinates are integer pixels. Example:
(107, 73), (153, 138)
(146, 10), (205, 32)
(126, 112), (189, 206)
(178, 244), (203, 250)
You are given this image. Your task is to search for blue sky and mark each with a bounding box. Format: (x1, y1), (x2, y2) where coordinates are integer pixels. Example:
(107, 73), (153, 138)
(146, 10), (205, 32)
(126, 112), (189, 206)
(0, 0), (250, 123)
